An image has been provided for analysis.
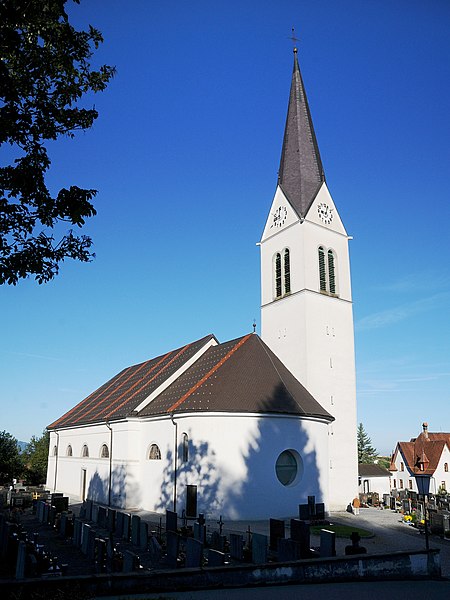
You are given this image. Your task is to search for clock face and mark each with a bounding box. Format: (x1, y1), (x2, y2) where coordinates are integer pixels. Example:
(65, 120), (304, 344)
(317, 202), (333, 225)
(271, 205), (288, 228)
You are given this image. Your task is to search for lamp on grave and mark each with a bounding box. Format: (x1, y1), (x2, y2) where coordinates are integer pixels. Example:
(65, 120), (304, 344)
(414, 451), (431, 551)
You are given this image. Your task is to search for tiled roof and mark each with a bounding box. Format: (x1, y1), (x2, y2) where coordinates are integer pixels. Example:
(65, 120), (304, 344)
(358, 463), (391, 478)
(392, 431), (450, 476)
(48, 334), (332, 429)
(278, 49), (325, 219)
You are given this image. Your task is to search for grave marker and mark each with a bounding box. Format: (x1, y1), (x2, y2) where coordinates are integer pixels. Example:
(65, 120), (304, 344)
(229, 533), (243, 560)
(208, 548), (225, 566)
(131, 515), (141, 546)
(251, 533), (268, 564)
(185, 537), (203, 568)
(269, 518), (285, 551)
(320, 529), (336, 557)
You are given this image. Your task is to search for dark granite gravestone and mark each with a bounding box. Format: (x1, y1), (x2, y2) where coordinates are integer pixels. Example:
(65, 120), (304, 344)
(73, 518), (82, 547)
(186, 485), (197, 518)
(15, 540), (27, 579)
(148, 534), (162, 566)
(269, 518), (285, 551)
(208, 549), (225, 566)
(131, 515), (141, 546)
(52, 496), (69, 513)
(59, 512), (69, 537)
(123, 550), (140, 572)
(139, 521), (148, 550)
(251, 533), (268, 564)
(166, 531), (179, 568)
(320, 529), (336, 557)
(210, 531), (226, 552)
(308, 495), (316, 517)
(193, 522), (206, 544)
(278, 538), (300, 562)
(185, 537), (203, 568)
(315, 502), (325, 520)
(91, 504), (99, 524)
(94, 538), (107, 573)
(107, 509), (116, 532)
(299, 504), (310, 521)
(85, 500), (93, 521)
(166, 510), (178, 533)
(115, 512), (124, 538)
(290, 519), (310, 558)
(43, 503), (50, 524)
(98, 506), (107, 529)
(81, 524), (91, 555)
(122, 513), (131, 541)
(37, 501), (45, 523)
(229, 533), (244, 560)
(87, 527), (97, 559)
(345, 531), (367, 555)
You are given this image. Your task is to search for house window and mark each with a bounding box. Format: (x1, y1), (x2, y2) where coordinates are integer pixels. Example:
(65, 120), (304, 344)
(100, 444), (109, 459)
(445, 463), (448, 473)
(273, 249), (291, 299)
(408, 480), (413, 490)
(392, 479), (396, 489)
(82, 445), (89, 458)
(149, 444), (161, 460)
(318, 246), (338, 295)
(400, 462), (404, 471)
(399, 479), (403, 489)
(181, 433), (189, 462)
(53, 445), (57, 456)
(66, 445), (73, 457)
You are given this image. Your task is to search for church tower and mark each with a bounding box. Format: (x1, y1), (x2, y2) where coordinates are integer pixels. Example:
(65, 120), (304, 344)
(260, 47), (358, 509)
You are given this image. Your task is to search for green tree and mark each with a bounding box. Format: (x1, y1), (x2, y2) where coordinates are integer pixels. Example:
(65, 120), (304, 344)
(357, 422), (378, 464)
(0, 430), (22, 484)
(0, 0), (115, 285)
(23, 430), (50, 485)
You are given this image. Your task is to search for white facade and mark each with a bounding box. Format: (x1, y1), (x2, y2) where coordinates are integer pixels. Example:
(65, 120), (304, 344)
(390, 444), (450, 496)
(260, 183), (358, 510)
(47, 412), (330, 519)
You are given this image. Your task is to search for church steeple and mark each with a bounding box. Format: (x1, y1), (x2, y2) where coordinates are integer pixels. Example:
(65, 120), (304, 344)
(278, 47), (325, 219)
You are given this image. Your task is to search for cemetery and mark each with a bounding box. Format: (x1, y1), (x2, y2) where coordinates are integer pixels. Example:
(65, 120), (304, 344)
(0, 488), (442, 596)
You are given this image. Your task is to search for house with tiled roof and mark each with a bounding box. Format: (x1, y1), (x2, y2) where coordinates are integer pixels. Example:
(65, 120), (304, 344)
(389, 423), (450, 495)
(46, 46), (358, 518)
(358, 463), (391, 497)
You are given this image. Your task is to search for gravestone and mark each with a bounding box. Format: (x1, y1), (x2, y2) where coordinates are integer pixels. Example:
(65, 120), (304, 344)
(210, 531), (226, 552)
(315, 503), (325, 521)
(59, 512), (69, 537)
(269, 518), (285, 551)
(299, 504), (310, 521)
(87, 527), (97, 559)
(94, 538), (107, 573)
(278, 538), (300, 562)
(308, 495), (316, 518)
(37, 501), (45, 523)
(148, 535), (162, 566)
(185, 537), (203, 568)
(91, 504), (99, 524)
(208, 549), (225, 566)
(166, 531), (179, 568)
(115, 512), (124, 538)
(107, 509), (116, 532)
(252, 533), (268, 564)
(122, 513), (131, 541)
(290, 519), (310, 558)
(52, 496), (68, 513)
(389, 496), (396, 510)
(15, 540), (27, 580)
(193, 522), (206, 544)
(345, 531), (367, 555)
(229, 533), (243, 560)
(73, 518), (82, 547)
(81, 523), (91, 555)
(186, 485), (197, 518)
(98, 506), (107, 529)
(85, 500), (93, 521)
(43, 503), (50, 524)
(166, 510), (178, 533)
(139, 521), (148, 550)
(131, 515), (141, 546)
(320, 529), (336, 557)
(123, 550), (140, 572)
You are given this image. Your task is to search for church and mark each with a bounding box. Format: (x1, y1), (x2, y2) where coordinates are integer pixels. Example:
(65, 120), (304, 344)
(46, 47), (358, 519)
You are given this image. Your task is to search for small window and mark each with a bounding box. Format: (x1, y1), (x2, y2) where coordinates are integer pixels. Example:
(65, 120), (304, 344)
(100, 444), (109, 458)
(82, 445), (89, 458)
(181, 433), (189, 463)
(66, 445), (73, 457)
(52, 445), (58, 456)
(275, 253), (282, 298)
(399, 479), (403, 489)
(318, 246), (326, 292)
(400, 462), (404, 471)
(149, 444), (161, 460)
(408, 480), (412, 490)
(445, 463), (448, 473)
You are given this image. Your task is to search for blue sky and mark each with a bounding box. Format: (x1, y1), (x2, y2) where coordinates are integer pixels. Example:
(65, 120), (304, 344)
(1, 0), (449, 455)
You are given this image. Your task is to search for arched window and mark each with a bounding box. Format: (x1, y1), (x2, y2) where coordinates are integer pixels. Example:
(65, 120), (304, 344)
(149, 444), (161, 460)
(273, 249), (291, 299)
(53, 445), (58, 457)
(82, 445), (89, 458)
(328, 249), (336, 294)
(181, 433), (189, 463)
(66, 445), (73, 457)
(445, 463), (449, 473)
(284, 248), (291, 294)
(318, 246), (327, 292)
(100, 444), (109, 458)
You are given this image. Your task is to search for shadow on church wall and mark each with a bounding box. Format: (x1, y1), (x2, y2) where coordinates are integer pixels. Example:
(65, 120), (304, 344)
(86, 464), (141, 509)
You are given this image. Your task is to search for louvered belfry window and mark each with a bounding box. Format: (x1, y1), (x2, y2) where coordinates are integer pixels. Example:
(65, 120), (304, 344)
(318, 246), (327, 292)
(284, 249), (291, 294)
(328, 249), (336, 294)
(275, 253), (282, 298)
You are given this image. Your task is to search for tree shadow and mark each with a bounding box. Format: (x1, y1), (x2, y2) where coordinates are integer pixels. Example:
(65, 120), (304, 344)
(86, 464), (141, 509)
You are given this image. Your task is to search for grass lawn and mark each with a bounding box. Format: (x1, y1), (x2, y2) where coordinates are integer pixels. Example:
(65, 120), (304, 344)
(310, 524), (373, 538)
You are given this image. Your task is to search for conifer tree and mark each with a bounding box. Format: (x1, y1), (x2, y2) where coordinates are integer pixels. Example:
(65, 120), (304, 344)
(357, 422), (378, 464)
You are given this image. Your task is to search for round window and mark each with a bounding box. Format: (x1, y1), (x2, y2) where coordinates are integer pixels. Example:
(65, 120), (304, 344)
(276, 449), (303, 486)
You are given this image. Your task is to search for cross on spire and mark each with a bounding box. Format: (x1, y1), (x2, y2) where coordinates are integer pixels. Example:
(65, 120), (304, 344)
(289, 27), (300, 52)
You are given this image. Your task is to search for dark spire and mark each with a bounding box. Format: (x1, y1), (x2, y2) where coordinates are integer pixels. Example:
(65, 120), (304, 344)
(278, 47), (325, 218)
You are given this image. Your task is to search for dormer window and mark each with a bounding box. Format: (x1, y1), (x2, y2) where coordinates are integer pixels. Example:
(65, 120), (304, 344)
(274, 249), (291, 299)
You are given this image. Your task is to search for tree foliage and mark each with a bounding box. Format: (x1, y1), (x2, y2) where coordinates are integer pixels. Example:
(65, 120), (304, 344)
(0, 0), (115, 285)
(0, 430), (22, 483)
(23, 430), (50, 485)
(357, 422), (378, 464)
